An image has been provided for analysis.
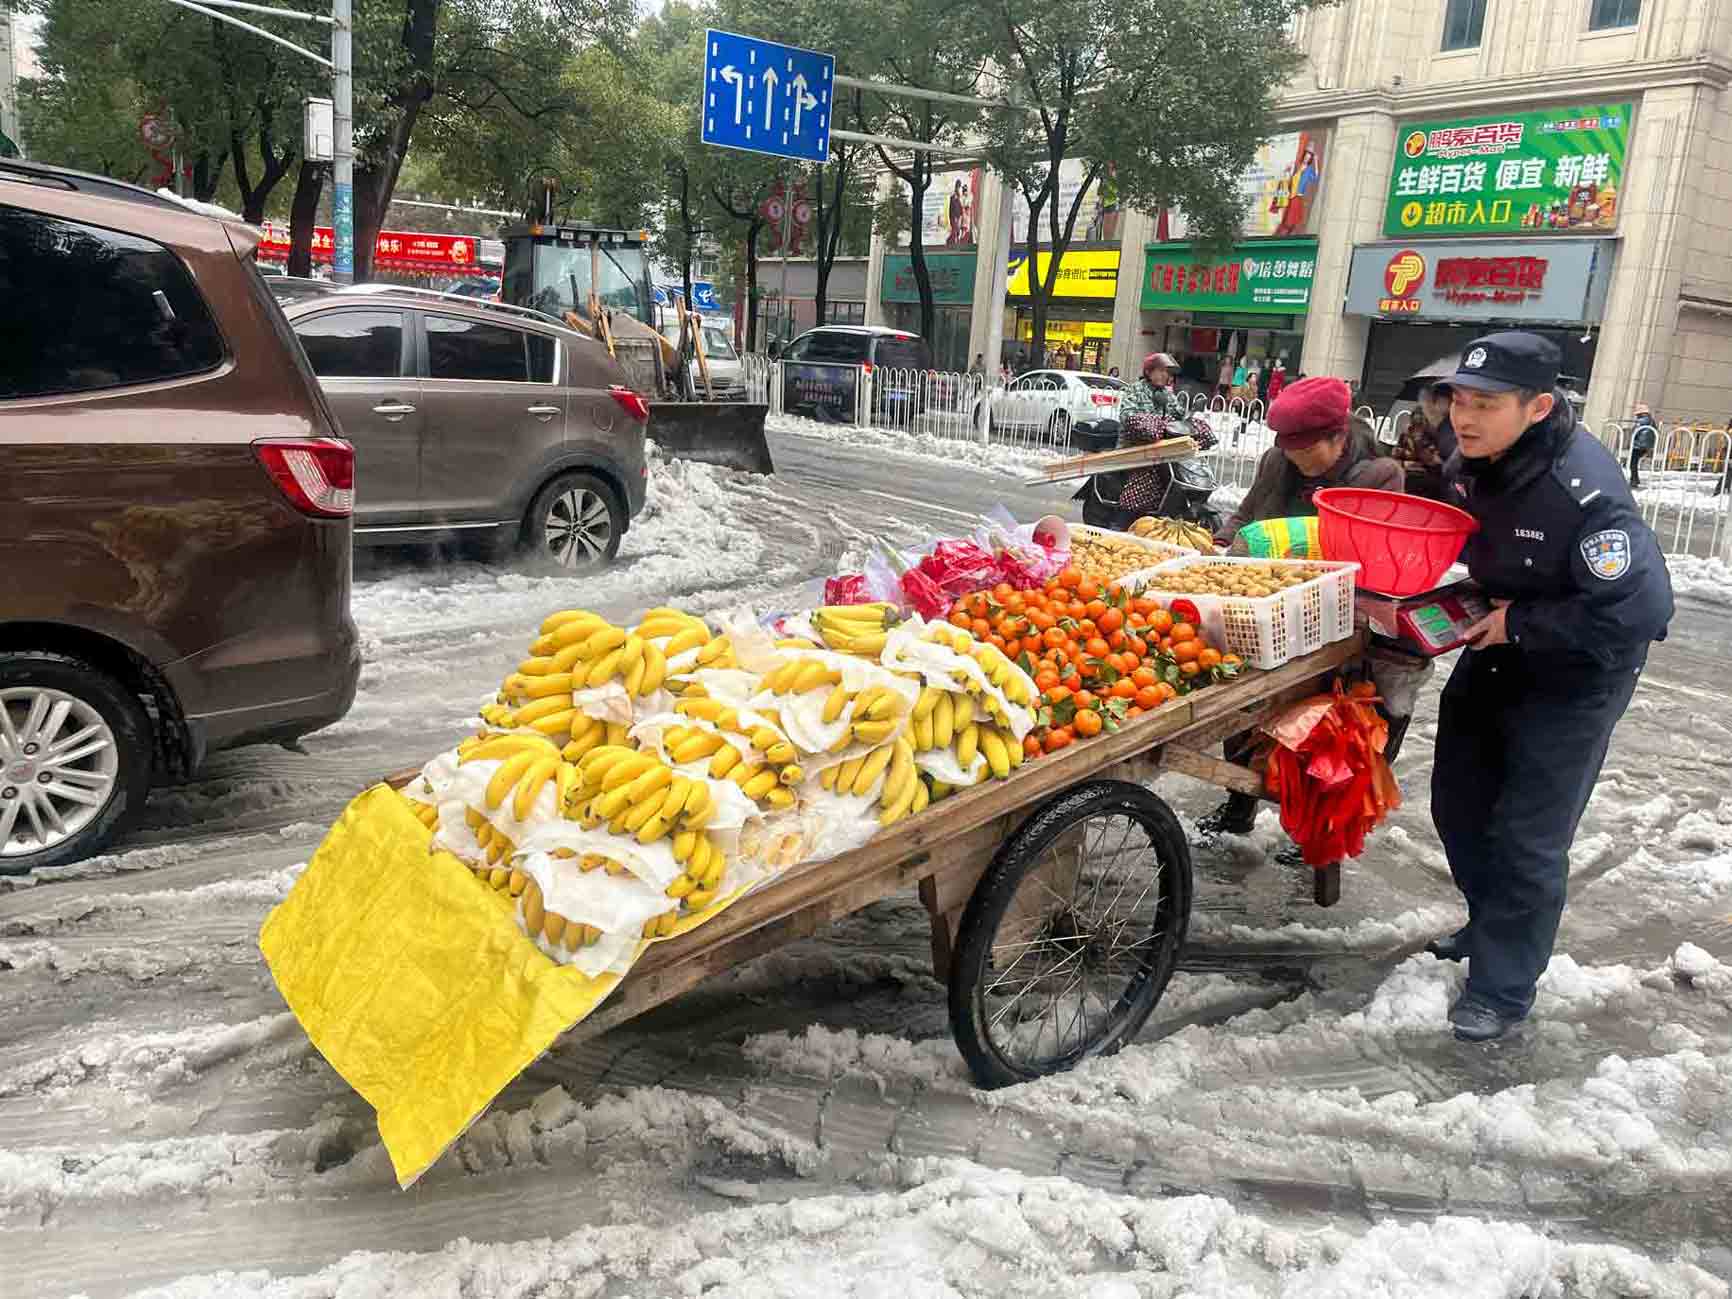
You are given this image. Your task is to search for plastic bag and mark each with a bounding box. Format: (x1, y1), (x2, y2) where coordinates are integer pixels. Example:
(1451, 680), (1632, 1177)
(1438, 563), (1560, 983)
(915, 538), (999, 598)
(878, 539), (950, 620)
(824, 573), (876, 605)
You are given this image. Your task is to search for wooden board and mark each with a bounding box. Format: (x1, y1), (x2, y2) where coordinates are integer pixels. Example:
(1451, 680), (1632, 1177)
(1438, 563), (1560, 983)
(1022, 437), (1198, 485)
(561, 632), (1367, 1041)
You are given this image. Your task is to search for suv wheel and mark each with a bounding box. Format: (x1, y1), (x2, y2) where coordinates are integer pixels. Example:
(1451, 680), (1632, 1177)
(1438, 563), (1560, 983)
(524, 471), (623, 568)
(0, 653), (152, 873)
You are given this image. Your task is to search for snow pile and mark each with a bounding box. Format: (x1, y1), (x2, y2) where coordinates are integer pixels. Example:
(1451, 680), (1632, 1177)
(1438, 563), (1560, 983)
(0, 1013), (304, 1100)
(1665, 554), (1732, 608)
(768, 412), (1063, 479)
(115, 1166), (1726, 1299)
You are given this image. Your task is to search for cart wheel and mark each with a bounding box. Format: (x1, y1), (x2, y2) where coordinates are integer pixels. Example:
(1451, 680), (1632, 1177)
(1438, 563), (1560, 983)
(948, 780), (1192, 1088)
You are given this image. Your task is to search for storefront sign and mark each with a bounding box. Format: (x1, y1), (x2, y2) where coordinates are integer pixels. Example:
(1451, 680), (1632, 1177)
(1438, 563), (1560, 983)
(1384, 103), (1631, 237)
(1346, 238), (1612, 323)
(881, 252), (976, 304)
(257, 222), (481, 271)
(1139, 239), (1317, 314)
(1007, 248), (1119, 299)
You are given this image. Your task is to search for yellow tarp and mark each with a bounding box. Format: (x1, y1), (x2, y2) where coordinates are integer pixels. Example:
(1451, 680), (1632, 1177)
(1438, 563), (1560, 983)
(259, 785), (622, 1187)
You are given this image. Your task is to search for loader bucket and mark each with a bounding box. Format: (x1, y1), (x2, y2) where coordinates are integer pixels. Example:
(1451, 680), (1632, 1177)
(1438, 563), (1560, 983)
(647, 401), (775, 475)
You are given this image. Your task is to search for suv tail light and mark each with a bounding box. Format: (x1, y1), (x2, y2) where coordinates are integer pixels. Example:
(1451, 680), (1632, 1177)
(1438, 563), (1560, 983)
(254, 437), (355, 518)
(861, 361), (874, 377)
(610, 385), (651, 424)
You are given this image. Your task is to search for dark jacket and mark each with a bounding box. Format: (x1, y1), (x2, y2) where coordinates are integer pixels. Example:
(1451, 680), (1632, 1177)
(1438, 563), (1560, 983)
(1443, 392), (1673, 677)
(1217, 416), (1404, 544)
(1631, 414), (1659, 452)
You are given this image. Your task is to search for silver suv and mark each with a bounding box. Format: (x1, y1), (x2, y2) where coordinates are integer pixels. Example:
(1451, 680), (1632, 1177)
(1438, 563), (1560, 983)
(284, 288), (647, 565)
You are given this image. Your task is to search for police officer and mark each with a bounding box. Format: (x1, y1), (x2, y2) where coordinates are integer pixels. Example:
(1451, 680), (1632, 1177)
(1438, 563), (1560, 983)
(1429, 332), (1673, 1041)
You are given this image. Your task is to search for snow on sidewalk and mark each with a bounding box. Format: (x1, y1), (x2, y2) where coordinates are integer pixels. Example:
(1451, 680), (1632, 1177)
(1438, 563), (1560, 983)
(768, 412), (1064, 479)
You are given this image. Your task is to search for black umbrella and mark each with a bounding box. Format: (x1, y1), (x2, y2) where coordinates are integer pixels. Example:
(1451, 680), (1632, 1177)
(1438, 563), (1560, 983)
(1397, 352), (1460, 401)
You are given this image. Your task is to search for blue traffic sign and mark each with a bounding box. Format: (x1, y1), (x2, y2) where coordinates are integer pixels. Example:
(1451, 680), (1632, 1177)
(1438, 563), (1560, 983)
(701, 29), (834, 164)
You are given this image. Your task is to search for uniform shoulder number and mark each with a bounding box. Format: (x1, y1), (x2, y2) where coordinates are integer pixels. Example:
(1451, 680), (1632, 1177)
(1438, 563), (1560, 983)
(1581, 529), (1632, 581)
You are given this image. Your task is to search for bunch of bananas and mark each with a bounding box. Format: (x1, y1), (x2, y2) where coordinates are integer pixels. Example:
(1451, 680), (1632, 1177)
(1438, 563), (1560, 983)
(521, 877), (604, 950)
(455, 733), (579, 822)
(817, 736), (931, 825)
(906, 686), (1022, 780)
(664, 823), (728, 911)
(924, 626), (1035, 711)
(813, 603), (898, 657)
(762, 657), (843, 696)
(641, 909), (680, 939)
(565, 715), (631, 764)
(1129, 515), (1217, 551)
(569, 746), (717, 844)
(402, 793), (440, 833)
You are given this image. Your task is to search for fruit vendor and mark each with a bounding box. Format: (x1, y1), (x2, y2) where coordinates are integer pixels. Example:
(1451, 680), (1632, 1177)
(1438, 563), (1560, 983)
(1201, 378), (1406, 840)
(1112, 352), (1183, 515)
(1427, 331), (1673, 1043)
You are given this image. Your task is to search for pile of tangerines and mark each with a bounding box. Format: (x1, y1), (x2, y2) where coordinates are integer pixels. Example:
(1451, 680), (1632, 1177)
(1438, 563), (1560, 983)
(947, 566), (1243, 757)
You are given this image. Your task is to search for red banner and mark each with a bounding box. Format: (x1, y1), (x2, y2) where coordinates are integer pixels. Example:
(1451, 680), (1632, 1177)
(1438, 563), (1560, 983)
(256, 223), (479, 272)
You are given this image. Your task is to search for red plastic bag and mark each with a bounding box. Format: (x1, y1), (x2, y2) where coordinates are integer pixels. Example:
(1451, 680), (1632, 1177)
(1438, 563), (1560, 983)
(823, 574), (875, 606)
(915, 539), (998, 597)
(1259, 682), (1400, 867)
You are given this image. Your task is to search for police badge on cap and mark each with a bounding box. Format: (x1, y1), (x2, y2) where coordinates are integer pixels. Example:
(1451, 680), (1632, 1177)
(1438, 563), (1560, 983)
(1581, 529), (1632, 581)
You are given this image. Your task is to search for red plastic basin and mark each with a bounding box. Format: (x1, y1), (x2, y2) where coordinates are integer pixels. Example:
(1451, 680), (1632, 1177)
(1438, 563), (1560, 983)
(1314, 487), (1477, 596)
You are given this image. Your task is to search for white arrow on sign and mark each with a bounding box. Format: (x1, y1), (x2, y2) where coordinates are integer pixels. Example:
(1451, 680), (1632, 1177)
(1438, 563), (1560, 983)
(791, 73), (818, 136)
(720, 64), (745, 124)
(761, 67), (779, 131)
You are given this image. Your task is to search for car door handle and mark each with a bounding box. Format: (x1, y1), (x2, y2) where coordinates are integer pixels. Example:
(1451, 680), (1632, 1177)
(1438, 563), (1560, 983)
(372, 402), (417, 420)
(525, 404), (561, 418)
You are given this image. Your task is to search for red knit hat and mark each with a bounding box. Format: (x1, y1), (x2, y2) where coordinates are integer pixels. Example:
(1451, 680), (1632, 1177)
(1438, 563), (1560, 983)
(1267, 376), (1351, 449)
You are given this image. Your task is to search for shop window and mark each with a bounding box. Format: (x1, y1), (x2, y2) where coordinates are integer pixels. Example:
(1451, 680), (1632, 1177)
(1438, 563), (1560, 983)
(1441, 0), (1487, 50)
(826, 301), (865, 325)
(1588, 0), (1639, 29)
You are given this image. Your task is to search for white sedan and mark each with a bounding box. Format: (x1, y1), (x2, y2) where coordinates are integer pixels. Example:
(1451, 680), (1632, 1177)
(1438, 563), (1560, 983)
(983, 369), (1122, 440)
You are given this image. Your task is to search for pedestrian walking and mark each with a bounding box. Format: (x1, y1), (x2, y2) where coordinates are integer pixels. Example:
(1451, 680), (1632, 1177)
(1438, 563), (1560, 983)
(1628, 403), (1658, 490)
(1217, 353), (1234, 399)
(1427, 332), (1673, 1042)
(1266, 358), (1288, 406)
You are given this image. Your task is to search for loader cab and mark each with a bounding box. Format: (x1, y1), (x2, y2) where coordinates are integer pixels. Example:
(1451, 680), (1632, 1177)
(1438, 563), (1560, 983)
(500, 223), (653, 326)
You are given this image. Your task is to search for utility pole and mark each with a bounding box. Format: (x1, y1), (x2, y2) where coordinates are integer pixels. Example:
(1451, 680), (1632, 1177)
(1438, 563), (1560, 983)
(331, 0), (353, 282)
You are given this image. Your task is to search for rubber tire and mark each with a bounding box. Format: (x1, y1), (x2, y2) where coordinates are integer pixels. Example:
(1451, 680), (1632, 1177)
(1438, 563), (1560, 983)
(0, 652), (153, 875)
(521, 471), (623, 569)
(948, 779), (1193, 1088)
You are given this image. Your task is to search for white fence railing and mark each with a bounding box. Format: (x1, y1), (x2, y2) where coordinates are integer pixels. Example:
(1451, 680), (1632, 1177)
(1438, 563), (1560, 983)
(1591, 420), (1732, 561)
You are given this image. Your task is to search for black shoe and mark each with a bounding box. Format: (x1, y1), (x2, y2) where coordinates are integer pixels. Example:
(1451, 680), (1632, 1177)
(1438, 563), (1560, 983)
(1273, 842), (1307, 868)
(1449, 996), (1527, 1042)
(1425, 927), (1470, 962)
(1198, 794), (1257, 837)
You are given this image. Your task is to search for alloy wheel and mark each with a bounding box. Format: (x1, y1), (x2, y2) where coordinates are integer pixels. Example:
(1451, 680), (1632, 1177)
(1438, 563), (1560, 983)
(542, 488), (613, 567)
(0, 687), (121, 858)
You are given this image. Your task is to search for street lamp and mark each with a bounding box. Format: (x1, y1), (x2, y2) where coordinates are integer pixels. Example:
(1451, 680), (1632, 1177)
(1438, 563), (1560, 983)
(155, 0), (354, 284)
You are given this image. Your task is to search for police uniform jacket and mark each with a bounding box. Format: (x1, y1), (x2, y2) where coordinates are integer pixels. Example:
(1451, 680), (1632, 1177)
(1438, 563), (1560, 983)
(1444, 391), (1673, 681)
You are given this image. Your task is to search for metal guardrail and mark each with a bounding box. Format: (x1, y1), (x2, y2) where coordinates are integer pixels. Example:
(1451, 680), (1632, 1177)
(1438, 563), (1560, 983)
(1592, 420), (1732, 561)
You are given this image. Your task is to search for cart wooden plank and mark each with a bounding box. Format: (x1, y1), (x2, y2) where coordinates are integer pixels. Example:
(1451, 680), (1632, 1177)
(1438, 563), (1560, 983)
(565, 632), (1366, 1040)
(1021, 437), (1198, 486)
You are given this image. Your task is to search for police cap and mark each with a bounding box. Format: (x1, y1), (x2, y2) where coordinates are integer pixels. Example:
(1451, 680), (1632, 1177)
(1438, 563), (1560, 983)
(1442, 331), (1561, 395)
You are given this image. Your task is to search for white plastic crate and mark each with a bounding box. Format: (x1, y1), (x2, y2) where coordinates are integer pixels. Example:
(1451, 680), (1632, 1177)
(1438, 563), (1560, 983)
(1068, 524), (1198, 573)
(1131, 556), (1360, 670)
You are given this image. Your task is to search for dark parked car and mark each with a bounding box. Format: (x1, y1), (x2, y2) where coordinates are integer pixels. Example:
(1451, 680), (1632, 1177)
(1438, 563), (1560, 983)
(284, 287), (649, 565)
(779, 325), (933, 423)
(0, 159), (360, 870)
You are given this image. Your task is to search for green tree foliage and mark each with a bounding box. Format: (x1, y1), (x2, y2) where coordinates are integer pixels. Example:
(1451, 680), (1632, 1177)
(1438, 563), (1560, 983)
(974, 0), (1311, 358)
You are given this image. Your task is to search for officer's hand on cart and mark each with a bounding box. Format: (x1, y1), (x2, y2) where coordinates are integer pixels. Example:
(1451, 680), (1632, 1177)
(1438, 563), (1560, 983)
(1462, 598), (1511, 649)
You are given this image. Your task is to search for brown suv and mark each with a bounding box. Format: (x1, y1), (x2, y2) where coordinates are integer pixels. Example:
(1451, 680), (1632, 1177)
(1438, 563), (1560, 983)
(283, 288), (648, 564)
(0, 160), (360, 871)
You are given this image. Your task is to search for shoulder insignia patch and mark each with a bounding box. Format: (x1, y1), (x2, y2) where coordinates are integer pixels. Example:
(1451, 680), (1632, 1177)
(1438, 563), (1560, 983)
(1581, 529), (1631, 581)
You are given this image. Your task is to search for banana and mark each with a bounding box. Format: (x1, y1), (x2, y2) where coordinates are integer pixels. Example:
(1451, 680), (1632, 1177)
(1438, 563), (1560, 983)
(823, 629), (888, 656)
(623, 655), (647, 698)
(583, 625), (627, 657)
(637, 615), (698, 639)
(791, 661), (836, 693)
(621, 764), (673, 807)
(775, 637), (818, 650)
(666, 872), (697, 899)
(508, 868), (529, 897)
(580, 745), (635, 786)
(487, 864), (509, 887)
(851, 743), (894, 797)
(671, 731), (725, 765)
(697, 844), (726, 889)
(518, 656), (560, 678)
(879, 740), (914, 809)
(607, 722), (630, 746)
(979, 729), (1010, 780)
(551, 641), (590, 674)
(685, 834), (711, 880)
(819, 765), (840, 791)
(618, 633), (645, 675)
(528, 634), (559, 657)
(569, 713), (604, 743)
(822, 683), (850, 724)
(640, 642), (668, 696)
(622, 789), (670, 832)
(1005, 728), (1026, 770)
(542, 608), (600, 635)
(466, 807), (487, 832)
(486, 751), (540, 809)
(543, 913), (566, 946)
(708, 744), (742, 779)
(685, 888), (717, 911)
(929, 778), (952, 801)
(530, 709), (580, 737)
(677, 698), (739, 730)
(778, 764), (804, 786)
(956, 723), (980, 770)
(913, 710), (936, 752)
(664, 625), (709, 657)
(763, 661), (800, 693)
(828, 728), (855, 753)
(861, 689), (899, 721)
(833, 755), (865, 792)
(739, 769), (778, 801)
(696, 635), (733, 666)
(764, 786), (796, 810)
(522, 878), (546, 934)
(515, 695), (574, 725)
(460, 734), (556, 765)
(520, 672), (574, 699)
(764, 741), (797, 766)
(635, 811), (674, 844)
(600, 752), (658, 792)
(932, 692), (955, 749)
(851, 718), (898, 745)
(879, 772), (918, 826)
(672, 829), (698, 864)
(749, 725), (782, 751)
(513, 755), (561, 820)
(913, 686), (942, 721)
(556, 761), (582, 812)
(911, 780), (930, 814)
(682, 782), (713, 826)
(585, 648), (625, 687)
(952, 692), (975, 729)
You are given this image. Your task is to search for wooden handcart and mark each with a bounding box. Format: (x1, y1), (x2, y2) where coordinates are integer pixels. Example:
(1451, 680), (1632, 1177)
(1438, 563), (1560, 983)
(394, 633), (1368, 1090)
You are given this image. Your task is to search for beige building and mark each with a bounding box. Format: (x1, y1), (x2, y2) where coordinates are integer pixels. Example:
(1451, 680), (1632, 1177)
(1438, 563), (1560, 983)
(863, 0), (1732, 426)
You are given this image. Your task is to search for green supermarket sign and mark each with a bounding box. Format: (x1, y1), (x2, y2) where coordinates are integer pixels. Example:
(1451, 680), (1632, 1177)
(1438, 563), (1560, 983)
(1385, 103), (1631, 237)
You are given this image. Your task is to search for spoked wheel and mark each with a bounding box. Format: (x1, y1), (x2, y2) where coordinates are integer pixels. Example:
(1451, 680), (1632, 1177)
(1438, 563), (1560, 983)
(948, 780), (1192, 1088)
(524, 471), (622, 569)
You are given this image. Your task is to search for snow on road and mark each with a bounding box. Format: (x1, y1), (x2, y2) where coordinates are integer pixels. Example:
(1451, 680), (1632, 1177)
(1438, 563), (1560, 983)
(3, 445), (1731, 1296)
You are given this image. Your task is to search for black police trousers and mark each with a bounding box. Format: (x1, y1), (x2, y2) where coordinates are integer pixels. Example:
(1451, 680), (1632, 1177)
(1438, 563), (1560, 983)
(1432, 648), (1640, 1017)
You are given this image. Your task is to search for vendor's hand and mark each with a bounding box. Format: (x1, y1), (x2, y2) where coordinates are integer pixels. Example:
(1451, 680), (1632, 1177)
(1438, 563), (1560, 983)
(1464, 600), (1511, 649)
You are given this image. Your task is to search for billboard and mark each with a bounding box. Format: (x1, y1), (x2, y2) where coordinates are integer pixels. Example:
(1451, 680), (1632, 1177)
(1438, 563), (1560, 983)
(1343, 238), (1615, 323)
(1011, 159), (1117, 245)
(903, 168), (983, 249)
(1140, 239), (1317, 314)
(1384, 104), (1631, 237)
(1153, 131), (1325, 242)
